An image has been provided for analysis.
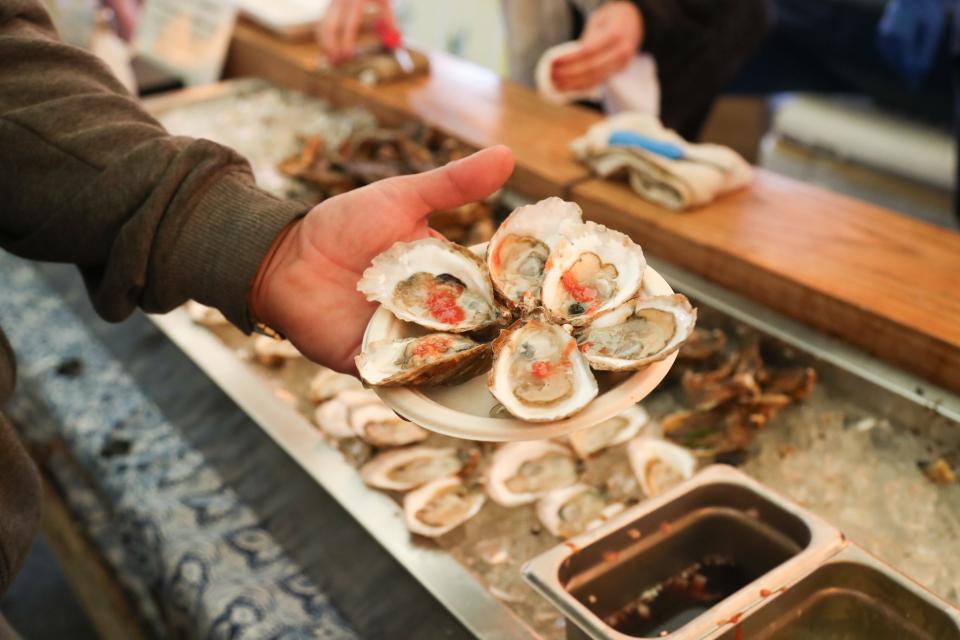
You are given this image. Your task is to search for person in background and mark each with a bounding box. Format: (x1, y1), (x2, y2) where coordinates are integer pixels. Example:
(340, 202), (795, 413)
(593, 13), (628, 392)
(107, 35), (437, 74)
(0, 0), (513, 628)
(319, 0), (772, 140)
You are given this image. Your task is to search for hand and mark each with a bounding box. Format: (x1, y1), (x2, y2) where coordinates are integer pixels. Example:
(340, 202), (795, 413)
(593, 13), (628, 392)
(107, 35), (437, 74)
(250, 146), (515, 373)
(318, 0), (397, 63)
(552, 1), (643, 92)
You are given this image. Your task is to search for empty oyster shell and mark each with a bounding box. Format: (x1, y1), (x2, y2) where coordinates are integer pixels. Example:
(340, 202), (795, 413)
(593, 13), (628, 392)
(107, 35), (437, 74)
(185, 301), (228, 326)
(488, 315), (598, 422)
(486, 197), (583, 309)
(404, 476), (485, 537)
(578, 294), (697, 371)
(356, 333), (489, 386)
(358, 237), (506, 332)
(307, 368), (363, 404)
(627, 437), (696, 498)
(360, 446), (463, 491)
(568, 405), (651, 458)
(314, 389), (381, 439)
(252, 336), (302, 366)
(349, 403), (428, 447)
(541, 221), (646, 326)
(486, 441), (579, 507)
(536, 484), (625, 538)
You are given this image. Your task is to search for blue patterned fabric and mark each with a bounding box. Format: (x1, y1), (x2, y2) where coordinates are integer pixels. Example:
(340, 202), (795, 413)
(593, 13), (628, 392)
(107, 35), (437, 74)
(0, 253), (358, 640)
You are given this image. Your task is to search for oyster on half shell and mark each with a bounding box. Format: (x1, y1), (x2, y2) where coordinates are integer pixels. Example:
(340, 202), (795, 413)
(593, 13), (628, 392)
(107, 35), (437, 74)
(578, 294), (697, 371)
(568, 404), (652, 458)
(358, 237), (507, 333)
(349, 403), (428, 447)
(488, 314), (597, 422)
(486, 441), (579, 507)
(627, 436), (696, 498)
(541, 221), (646, 326)
(313, 389), (381, 439)
(486, 197), (583, 310)
(403, 476), (485, 537)
(536, 484), (625, 539)
(356, 333), (489, 386)
(360, 446), (464, 491)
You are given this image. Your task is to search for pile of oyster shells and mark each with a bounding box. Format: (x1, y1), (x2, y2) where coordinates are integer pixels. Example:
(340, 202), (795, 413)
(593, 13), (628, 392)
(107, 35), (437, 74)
(356, 197), (698, 422)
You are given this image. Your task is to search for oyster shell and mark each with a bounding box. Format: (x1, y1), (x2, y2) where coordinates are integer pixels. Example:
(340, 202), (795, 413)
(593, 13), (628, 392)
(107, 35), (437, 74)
(486, 197), (583, 309)
(356, 333), (489, 386)
(307, 368), (363, 404)
(314, 389), (381, 439)
(403, 476), (485, 537)
(536, 484), (625, 538)
(358, 237), (506, 332)
(627, 437), (696, 498)
(185, 301), (228, 326)
(360, 446), (463, 491)
(349, 403), (429, 447)
(541, 221), (646, 326)
(578, 294), (697, 371)
(488, 315), (598, 422)
(568, 405), (651, 458)
(252, 336), (302, 366)
(486, 441), (579, 507)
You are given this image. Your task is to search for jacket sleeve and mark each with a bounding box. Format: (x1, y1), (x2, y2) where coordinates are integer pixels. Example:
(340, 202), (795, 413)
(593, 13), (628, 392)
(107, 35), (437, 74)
(0, 0), (310, 330)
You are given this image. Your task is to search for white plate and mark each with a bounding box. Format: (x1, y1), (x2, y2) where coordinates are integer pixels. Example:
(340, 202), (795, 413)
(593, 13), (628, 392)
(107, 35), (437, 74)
(361, 259), (678, 442)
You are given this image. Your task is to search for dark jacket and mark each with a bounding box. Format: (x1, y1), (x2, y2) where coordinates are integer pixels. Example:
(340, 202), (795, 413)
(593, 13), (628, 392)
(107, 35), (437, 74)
(0, 0), (309, 596)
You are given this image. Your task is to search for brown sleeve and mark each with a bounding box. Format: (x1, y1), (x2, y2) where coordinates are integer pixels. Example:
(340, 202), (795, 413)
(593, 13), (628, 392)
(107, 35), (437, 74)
(0, 0), (310, 330)
(0, 414), (41, 598)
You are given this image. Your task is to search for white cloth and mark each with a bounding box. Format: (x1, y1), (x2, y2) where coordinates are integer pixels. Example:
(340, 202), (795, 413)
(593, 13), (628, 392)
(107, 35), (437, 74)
(535, 41), (660, 117)
(571, 112), (753, 210)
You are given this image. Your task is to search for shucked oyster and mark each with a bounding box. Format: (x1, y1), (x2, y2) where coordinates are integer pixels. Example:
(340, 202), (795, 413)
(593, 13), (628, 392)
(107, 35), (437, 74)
(349, 403), (428, 447)
(488, 314), (597, 422)
(404, 476), (485, 537)
(536, 484), (625, 538)
(568, 404), (652, 458)
(578, 294), (697, 371)
(627, 436), (696, 498)
(307, 368), (363, 404)
(358, 237), (507, 332)
(360, 446), (464, 491)
(486, 441), (579, 507)
(356, 334), (489, 386)
(486, 197), (583, 309)
(314, 389), (382, 439)
(541, 221), (646, 326)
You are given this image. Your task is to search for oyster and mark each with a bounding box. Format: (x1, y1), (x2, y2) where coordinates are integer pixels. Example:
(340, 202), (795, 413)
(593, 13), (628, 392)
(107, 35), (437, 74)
(568, 405), (651, 458)
(578, 294), (697, 371)
(307, 368), (363, 404)
(486, 197), (583, 309)
(356, 333), (489, 386)
(185, 301), (228, 326)
(313, 389), (381, 439)
(403, 476), (485, 537)
(488, 315), (598, 422)
(486, 441), (579, 507)
(360, 446), (464, 491)
(358, 237), (506, 332)
(252, 336), (302, 366)
(349, 403), (429, 447)
(627, 437), (696, 498)
(541, 221), (646, 326)
(536, 484), (625, 538)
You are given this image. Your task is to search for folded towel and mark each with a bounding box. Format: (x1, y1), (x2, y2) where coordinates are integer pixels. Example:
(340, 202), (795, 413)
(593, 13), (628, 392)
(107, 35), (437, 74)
(571, 112), (752, 210)
(535, 42), (660, 117)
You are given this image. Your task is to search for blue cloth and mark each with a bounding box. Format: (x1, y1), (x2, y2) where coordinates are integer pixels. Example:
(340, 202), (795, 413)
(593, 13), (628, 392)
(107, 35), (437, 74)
(877, 0), (948, 86)
(0, 252), (358, 640)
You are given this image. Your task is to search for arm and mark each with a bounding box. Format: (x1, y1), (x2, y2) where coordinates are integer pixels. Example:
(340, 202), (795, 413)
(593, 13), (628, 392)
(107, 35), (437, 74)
(0, 0), (308, 330)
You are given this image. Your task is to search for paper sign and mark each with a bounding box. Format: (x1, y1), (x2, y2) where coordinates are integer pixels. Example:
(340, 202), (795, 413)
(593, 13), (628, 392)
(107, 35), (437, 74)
(134, 0), (237, 86)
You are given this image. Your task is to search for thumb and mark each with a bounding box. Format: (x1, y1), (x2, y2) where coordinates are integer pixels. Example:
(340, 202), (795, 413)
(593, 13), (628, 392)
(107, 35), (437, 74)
(383, 145), (515, 223)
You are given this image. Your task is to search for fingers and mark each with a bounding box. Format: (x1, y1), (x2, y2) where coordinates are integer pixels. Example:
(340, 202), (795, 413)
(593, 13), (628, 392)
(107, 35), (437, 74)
(381, 145), (514, 222)
(339, 0), (366, 60)
(318, 0), (344, 61)
(554, 44), (632, 91)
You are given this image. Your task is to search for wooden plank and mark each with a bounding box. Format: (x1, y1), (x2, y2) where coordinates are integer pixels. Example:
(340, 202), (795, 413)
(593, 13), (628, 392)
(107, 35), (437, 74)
(222, 20), (960, 392)
(570, 174), (960, 391)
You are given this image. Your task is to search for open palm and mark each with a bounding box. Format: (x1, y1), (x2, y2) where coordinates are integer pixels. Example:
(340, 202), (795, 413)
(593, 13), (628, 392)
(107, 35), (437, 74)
(252, 145), (515, 372)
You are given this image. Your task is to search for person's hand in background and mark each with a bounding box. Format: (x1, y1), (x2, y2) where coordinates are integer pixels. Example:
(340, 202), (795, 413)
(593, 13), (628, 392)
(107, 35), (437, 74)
(552, 1), (644, 92)
(250, 146), (515, 373)
(318, 0), (397, 63)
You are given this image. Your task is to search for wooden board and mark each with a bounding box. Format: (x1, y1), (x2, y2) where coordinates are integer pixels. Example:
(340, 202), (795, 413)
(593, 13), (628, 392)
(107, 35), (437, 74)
(223, 20), (960, 392)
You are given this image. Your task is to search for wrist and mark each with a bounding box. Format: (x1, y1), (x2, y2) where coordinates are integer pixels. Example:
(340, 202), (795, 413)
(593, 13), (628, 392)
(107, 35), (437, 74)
(248, 217), (302, 332)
